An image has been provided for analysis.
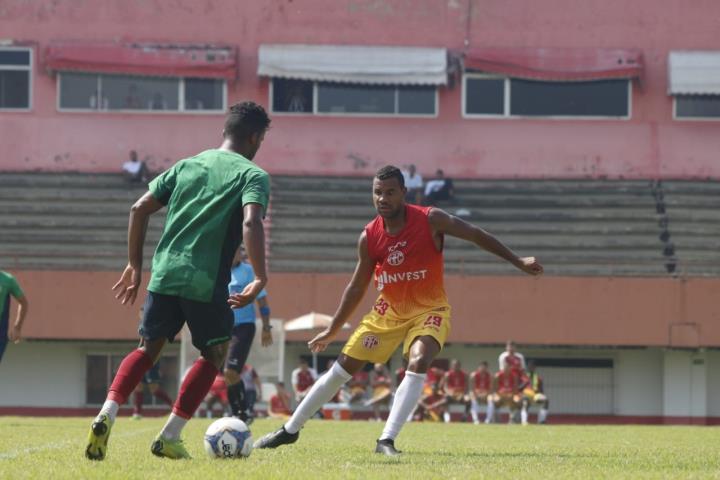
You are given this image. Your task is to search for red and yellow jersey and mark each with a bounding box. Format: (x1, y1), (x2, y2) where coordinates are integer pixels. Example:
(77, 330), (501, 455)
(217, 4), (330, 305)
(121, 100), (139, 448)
(471, 370), (492, 392)
(445, 370), (467, 392)
(495, 370), (519, 394)
(365, 205), (449, 319)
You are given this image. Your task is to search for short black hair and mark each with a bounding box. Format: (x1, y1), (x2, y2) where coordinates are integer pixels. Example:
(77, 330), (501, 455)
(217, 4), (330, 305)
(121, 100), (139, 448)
(224, 101), (271, 141)
(375, 165), (405, 188)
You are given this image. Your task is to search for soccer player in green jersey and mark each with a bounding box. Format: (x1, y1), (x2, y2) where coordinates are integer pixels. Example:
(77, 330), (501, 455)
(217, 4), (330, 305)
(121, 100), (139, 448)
(0, 270), (29, 363)
(85, 102), (272, 461)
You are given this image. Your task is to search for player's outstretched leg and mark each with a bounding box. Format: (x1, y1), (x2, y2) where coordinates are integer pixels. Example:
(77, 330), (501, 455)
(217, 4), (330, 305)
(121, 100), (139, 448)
(85, 348), (154, 460)
(254, 361), (352, 449)
(152, 355), (220, 459)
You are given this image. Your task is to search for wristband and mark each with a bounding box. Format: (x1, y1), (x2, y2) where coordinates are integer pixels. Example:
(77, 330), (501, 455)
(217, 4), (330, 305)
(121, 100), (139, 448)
(262, 324), (273, 332)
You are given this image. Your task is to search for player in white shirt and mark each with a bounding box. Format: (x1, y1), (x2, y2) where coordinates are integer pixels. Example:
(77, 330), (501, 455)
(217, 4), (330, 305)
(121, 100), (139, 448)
(498, 340), (526, 376)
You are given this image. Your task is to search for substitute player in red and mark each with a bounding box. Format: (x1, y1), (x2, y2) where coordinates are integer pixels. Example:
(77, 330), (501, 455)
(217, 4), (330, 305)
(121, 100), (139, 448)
(470, 361), (493, 424)
(85, 102), (271, 460)
(440, 359), (471, 423)
(254, 165), (542, 455)
(491, 359), (522, 424)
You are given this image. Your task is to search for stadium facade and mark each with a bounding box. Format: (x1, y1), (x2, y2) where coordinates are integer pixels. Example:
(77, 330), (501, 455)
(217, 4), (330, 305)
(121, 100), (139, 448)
(1, 0), (719, 423)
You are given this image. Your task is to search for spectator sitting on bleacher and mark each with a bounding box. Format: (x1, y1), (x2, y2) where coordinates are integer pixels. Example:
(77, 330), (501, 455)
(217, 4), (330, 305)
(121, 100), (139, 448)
(402, 164), (423, 204)
(423, 169), (455, 206)
(268, 382), (293, 419)
(122, 150), (150, 184)
(365, 363), (393, 421)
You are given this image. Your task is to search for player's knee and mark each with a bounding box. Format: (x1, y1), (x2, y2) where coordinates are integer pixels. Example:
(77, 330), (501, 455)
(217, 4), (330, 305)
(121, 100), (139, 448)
(202, 344), (228, 370)
(407, 354), (432, 373)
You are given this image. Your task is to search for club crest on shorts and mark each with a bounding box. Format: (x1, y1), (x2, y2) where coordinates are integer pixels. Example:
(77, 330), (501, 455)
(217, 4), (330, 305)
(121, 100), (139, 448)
(363, 334), (380, 350)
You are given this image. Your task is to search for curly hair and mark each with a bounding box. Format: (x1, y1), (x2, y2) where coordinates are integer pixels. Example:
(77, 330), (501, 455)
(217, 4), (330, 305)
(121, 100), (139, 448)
(224, 101), (271, 141)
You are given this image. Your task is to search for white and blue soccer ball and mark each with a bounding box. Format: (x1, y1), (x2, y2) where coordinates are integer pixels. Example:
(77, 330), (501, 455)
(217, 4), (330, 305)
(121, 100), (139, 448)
(203, 417), (253, 459)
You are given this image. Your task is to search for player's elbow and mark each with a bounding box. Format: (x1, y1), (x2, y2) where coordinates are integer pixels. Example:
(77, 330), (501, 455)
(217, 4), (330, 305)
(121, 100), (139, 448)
(242, 216), (264, 232)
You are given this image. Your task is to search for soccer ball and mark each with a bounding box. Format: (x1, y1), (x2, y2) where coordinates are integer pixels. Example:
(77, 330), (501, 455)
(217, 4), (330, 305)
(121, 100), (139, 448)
(203, 417), (253, 459)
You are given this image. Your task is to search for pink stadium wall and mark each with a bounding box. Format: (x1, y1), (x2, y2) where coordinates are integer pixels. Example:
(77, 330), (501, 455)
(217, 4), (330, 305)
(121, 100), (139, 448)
(1, 0), (719, 179)
(13, 270), (720, 348)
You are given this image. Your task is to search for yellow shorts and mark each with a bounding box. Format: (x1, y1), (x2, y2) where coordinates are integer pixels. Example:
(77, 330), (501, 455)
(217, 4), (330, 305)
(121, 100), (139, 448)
(342, 307), (451, 364)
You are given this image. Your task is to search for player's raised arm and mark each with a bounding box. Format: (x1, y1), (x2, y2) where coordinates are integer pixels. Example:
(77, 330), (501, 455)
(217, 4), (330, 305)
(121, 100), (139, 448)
(308, 231), (374, 353)
(113, 191), (165, 305)
(428, 208), (543, 276)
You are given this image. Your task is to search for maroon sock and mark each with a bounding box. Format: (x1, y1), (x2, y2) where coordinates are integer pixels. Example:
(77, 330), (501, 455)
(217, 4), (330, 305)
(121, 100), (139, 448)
(133, 391), (144, 415)
(107, 349), (153, 405)
(153, 388), (174, 407)
(172, 358), (218, 419)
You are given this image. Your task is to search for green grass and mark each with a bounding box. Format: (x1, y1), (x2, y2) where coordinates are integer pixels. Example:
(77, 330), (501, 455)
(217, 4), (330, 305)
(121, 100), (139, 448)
(1, 417), (719, 479)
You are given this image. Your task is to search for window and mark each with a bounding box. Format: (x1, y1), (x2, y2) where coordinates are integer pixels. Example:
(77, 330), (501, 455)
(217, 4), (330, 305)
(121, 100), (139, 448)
(271, 78), (437, 116)
(0, 47), (32, 110)
(58, 73), (225, 112)
(675, 95), (720, 119)
(85, 354), (178, 405)
(463, 74), (631, 119)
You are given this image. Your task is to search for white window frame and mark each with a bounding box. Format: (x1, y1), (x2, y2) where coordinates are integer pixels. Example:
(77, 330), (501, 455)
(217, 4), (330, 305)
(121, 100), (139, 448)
(57, 72), (227, 114)
(0, 46), (33, 112)
(462, 73), (632, 121)
(672, 95), (720, 121)
(269, 78), (438, 118)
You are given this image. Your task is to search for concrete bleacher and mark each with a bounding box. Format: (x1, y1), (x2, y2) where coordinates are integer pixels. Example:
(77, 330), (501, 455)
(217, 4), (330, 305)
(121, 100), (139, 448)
(0, 173), (164, 270)
(269, 176), (720, 277)
(1, 173), (717, 277)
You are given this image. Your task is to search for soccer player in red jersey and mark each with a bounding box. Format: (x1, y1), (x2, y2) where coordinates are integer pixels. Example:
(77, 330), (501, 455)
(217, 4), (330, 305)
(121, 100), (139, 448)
(291, 358), (318, 404)
(440, 359), (471, 423)
(470, 361), (493, 424)
(255, 165), (542, 455)
(268, 382), (293, 419)
(203, 371), (230, 417)
(491, 359), (522, 424)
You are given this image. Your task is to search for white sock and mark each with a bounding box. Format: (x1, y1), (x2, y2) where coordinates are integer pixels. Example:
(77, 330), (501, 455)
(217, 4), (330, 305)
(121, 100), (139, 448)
(160, 413), (188, 441)
(443, 411), (451, 423)
(485, 401), (495, 424)
(380, 371), (426, 441)
(521, 406), (528, 424)
(470, 399), (479, 423)
(284, 362), (352, 434)
(406, 404), (417, 422)
(99, 400), (119, 423)
(539, 408), (549, 423)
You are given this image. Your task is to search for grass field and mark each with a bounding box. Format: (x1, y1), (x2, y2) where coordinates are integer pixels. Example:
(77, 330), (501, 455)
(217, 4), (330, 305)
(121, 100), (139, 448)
(1, 417), (719, 479)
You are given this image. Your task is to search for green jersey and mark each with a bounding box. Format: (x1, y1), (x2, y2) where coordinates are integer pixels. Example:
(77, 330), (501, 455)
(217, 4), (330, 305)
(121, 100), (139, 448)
(0, 271), (23, 324)
(147, 149), (270, 302)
